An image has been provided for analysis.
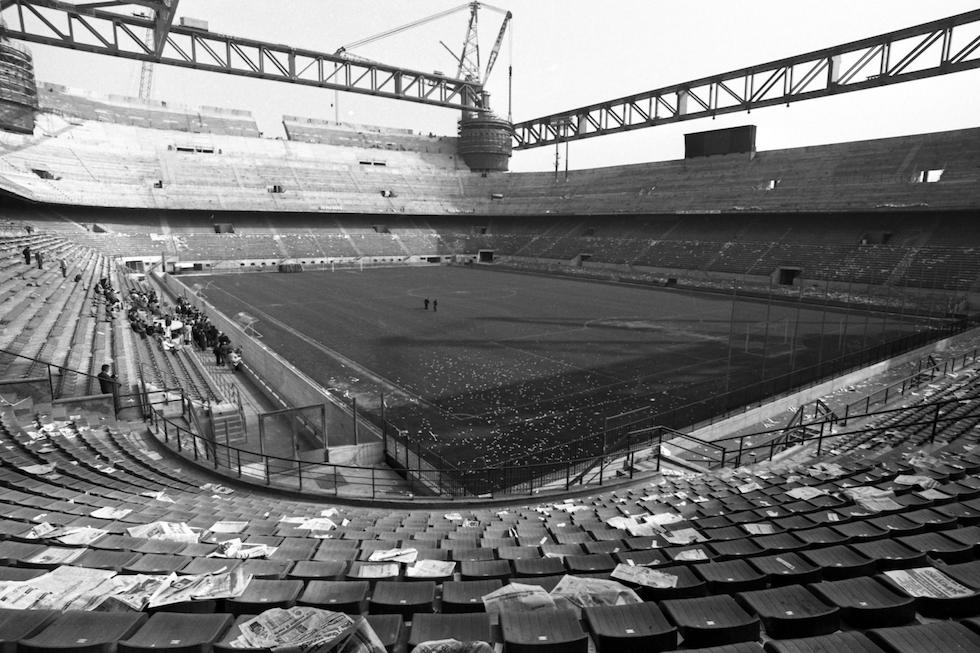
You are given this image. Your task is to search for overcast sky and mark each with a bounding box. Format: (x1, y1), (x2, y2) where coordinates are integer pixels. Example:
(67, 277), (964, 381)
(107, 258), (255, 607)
(18, 0), (980, 172)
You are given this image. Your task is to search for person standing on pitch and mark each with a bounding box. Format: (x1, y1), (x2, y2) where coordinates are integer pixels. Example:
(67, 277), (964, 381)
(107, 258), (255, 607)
(433, 299), (438, 312)
(424, 297), (430, 310)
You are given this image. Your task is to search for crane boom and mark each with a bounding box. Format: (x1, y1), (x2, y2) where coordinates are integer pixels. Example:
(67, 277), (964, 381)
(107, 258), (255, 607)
(483, 10), (511, 83)
(513, 8), (980, 149)
(0, 0), (485, 112)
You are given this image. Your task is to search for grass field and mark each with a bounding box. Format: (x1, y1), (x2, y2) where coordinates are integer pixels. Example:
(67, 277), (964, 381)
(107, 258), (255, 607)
(197, 265), (933, 468)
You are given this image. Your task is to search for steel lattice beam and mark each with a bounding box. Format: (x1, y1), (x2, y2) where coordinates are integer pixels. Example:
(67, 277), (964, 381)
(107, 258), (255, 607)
(514, 9), (980, 149)
(0, 0), (486, 111)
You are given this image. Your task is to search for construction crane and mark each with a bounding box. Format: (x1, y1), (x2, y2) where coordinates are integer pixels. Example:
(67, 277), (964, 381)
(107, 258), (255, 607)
(336, 1), (512, 116)
(134, 10), (155, 100)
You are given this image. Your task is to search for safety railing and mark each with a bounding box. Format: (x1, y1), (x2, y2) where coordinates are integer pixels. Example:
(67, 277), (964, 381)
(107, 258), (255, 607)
(710, 395), (980, 469)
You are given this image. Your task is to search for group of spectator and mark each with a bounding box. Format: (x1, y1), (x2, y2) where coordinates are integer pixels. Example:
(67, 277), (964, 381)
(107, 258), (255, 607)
(124, 292), (242, 371)
(21, 243), (69, 276)
(94, 277), (122, 314)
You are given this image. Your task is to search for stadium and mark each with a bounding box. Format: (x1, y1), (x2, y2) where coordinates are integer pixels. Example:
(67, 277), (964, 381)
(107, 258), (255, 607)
(0, 1), (980, 651)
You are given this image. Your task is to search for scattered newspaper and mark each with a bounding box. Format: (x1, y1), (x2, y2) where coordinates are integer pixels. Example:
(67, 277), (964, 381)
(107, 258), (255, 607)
(481, 583), (556, 617)
(738, 481), (762, 494)
(98, 573), (176, 611)
(785, 486), (827, 500)
(444, 513), (463, 521)
(0, 566), (114, 610)
(743, 523), (777, 535)
(610, 564), (678, 589)
(884, 567), (975, 599)
(806, 462), (847, 478)
(893, 474), (939, 489)
(23, 524), (107, 546)
(295, 518), (338, 532)
(200, 483), (234, 495)
(209, 538), (278, 559)
(148, 568), (252, 608)
(648, 512), (684, 527)
(21, 463), (57, 476)
(917, 489), (951, 501)
(350, 563), (399, 579)
(606, 515), (658, 537)
(550, 574), (641, 615)
(663, 528), (706, 545)
(673, 548), (709, 562)
(229, 607), (356, 652)
(90, 506), (133, 520)
(841, 486), (903, 513)
(405, 560), (456, 579)
(367, 548), (418, 564)
(127, 521), (200, 543)
(140, 490), (176, 503)
(409, 641), (493, 653)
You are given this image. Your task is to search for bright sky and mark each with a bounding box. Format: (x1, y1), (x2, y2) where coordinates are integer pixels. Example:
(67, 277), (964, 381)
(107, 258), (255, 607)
(20, 0), (980, 172)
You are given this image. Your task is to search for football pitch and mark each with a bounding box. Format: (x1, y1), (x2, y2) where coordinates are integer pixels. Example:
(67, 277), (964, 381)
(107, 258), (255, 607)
(197, 265), (931, 468)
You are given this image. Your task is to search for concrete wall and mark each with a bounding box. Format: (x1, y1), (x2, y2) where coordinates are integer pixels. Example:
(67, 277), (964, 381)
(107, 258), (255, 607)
(0, 377), (50, 415)
(52, 393), (115, 421)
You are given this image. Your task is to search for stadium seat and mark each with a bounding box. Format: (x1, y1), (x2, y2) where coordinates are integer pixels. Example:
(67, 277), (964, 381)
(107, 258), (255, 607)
(737, 585), (840, 639)
(709, 537), (769, 559)
(364, 614), (402, 653)
(695, 559), (768, 593)
(346, 561), (400, 580)
(830, 521), (889, 541)
(0, 566), (47, 581)
(117, 613), (233, 653)
(848, 539), (927, 570)
(368, 580), (436, 618)
(582, 601), (677, 653)
(0, 608), (59, 651)
(297, 580), (369, 614)
(877, 567), (980, 618)
(513, 557), (566, 578)
(936, 560), (980, 589)
(123, 554), (191, 575)
(287, 560), (348, 580)
(237, 559), (291, 580)
(500, 607), (588, 653)
(799, 545), (877, 580)
(461, 559), (511, 581)
(178, 558), (241, 576)
(746, 553), (823, 587)
(18, 611), (148, 653)
(933, 501), (980, 525)
(565, 553), (616, 574)
(498, 546), (542, 560)
(943, 525), (980, 555)
(763, 631), (886, 653)
(867, 621), (980, 653)
(660, 594), (760, 648)
(223, 579), (303, 614)
(624, 563), (708, 601)
(408, 613), (492, 648)
(441, 579), (503, 613)
(753, 533), (807, 552)
(808, 577), (916, 628)
(212, 616), (261, 653)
